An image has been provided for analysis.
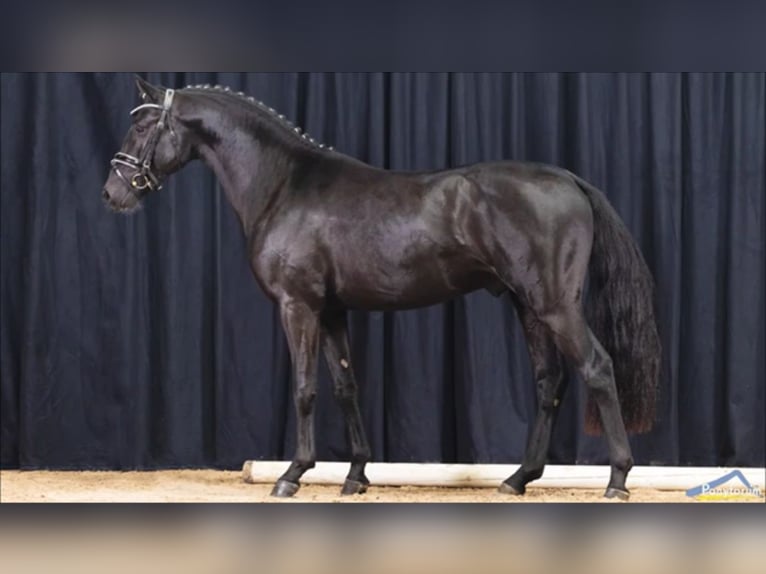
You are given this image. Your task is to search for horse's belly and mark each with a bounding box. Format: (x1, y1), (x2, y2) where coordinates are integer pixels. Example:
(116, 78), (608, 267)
(332, 252), (493, 311)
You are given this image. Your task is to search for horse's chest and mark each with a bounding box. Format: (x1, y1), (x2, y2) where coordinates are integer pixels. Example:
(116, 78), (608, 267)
(248, 229), (328, 300)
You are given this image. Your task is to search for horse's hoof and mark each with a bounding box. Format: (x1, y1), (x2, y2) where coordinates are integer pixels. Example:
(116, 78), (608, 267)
(341, 479), (369, 496)
(270, 480), (300, 498)
(604, 487), (630, 501)
(498, 481), (525, 496)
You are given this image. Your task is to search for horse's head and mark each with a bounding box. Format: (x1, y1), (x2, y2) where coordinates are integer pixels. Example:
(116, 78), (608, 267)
(103, 76), (195, 212)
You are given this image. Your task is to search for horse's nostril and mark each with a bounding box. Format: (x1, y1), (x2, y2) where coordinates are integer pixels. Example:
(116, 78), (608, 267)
(102, 189), (109, 200)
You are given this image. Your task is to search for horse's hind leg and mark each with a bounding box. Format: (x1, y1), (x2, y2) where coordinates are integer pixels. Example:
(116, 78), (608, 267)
(499, 303), (567, 495)
(320, 309), (371, 495)
(271, 298), (321, 498)
(539, 304), (634, 500)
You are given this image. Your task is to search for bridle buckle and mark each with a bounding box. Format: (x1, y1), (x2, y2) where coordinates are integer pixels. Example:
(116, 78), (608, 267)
(131, 173), (150, 190)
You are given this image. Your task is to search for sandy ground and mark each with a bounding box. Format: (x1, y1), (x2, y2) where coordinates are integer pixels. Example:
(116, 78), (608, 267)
(0, 469), (730, 503)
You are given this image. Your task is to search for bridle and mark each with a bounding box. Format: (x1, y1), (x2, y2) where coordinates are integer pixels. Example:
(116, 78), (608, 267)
(110, 89), (175, 193)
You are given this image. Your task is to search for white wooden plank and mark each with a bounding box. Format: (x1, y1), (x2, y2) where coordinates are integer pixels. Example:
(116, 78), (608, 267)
(242, 461), (765, 491)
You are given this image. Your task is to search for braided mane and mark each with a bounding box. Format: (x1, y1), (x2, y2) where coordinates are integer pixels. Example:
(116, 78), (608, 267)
(181, 84), (333, 151)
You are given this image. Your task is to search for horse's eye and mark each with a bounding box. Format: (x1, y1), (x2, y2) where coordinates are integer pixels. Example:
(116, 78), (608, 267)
(135, 125), (146, 134)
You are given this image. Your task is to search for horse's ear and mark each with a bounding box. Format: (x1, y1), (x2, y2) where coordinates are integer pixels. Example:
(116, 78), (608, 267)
(134, 75), (161, 102)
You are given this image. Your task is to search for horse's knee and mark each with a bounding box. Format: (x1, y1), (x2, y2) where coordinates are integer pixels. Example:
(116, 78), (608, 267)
(535, 366), (565, 409)
(333, 379), (358, 403)
(536, 380), (558, 412)
(295, 386), (317, 415)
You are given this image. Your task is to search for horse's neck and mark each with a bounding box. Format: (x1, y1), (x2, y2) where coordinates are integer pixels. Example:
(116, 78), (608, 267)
(195, 123), (291, 234)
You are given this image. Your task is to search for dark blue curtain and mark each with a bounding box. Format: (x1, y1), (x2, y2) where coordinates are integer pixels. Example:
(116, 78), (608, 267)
(1, 73), (763, 470)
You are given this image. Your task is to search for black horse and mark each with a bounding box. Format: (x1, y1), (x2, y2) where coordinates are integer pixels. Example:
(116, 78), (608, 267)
(103, 77), (661, 500)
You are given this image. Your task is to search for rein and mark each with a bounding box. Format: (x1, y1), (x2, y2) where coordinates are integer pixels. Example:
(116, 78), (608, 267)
(110, 89), (175, 193)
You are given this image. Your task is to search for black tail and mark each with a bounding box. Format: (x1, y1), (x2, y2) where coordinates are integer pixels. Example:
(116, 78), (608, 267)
(571, 173), (661, 435)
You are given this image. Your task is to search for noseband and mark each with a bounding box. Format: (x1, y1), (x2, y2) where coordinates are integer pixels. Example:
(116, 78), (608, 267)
(110, 89), (175, 193)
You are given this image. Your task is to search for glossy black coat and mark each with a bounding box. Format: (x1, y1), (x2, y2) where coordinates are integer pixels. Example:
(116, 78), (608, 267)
(104, 78), (660, 499)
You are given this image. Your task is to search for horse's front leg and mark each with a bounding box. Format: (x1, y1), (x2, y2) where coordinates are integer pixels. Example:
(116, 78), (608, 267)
(321, 309), (371, 496)
(271, 298), (321, 498)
